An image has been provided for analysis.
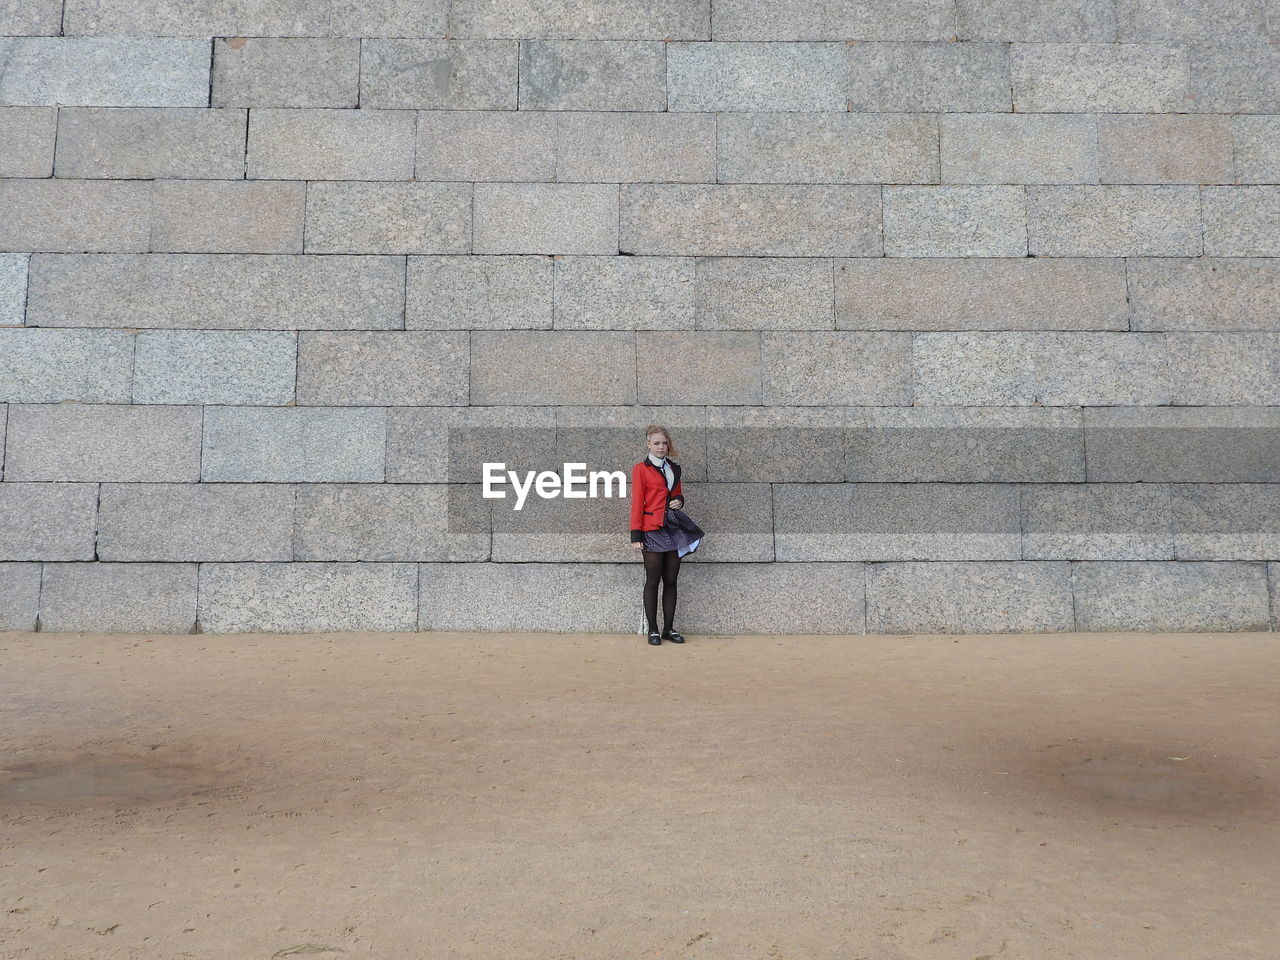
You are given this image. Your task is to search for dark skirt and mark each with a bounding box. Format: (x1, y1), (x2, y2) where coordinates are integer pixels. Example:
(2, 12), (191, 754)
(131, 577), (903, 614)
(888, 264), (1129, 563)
(641, 507), (704, 557)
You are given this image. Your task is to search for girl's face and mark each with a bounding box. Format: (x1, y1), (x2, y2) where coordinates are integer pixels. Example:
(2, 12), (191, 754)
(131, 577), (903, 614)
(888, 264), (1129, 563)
(647, 433), (670, 458)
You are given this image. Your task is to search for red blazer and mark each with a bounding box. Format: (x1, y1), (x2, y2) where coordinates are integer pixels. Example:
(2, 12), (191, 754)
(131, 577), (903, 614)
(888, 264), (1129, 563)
(630, 458), (684, 542)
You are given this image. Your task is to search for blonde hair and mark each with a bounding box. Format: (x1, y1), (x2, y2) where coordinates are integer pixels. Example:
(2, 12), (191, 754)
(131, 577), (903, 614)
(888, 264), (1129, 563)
(644, 424), (678, 459)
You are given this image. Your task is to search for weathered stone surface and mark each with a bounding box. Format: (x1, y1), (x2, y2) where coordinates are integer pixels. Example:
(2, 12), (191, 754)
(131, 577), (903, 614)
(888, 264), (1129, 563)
(55, 107), (247, 180)
(98, 483), (295, 561)
(1172, 484), (1280, 560)
(305, 182), (471, 254)
(202, 407), (387, 482)
(835, 258), (1129, 331)
(471, 331), (635, 405)
(680, 561), (865, 634)
(62, 0), (450, 36)
(940, 114), (1097, 184)
(713, 0), (955, 40)
(415, 111), (556, 181)
(1084, 406), (1280, 483)
(1128, 259), (1280, 332)
(555, 113), (717, 183)
(773, 482), (1021, 560)
(0, 37), (209, 106)
(385, 406), (557, 482)
(1188, 42), (1280, 113)
(1202, 187), (1280, 256)
(1098, 115), (1232, 184)
(695, 257), (833, 330)
(212, 38), (359, 108)
(913, 332), (1169, 406)
(0, 255), (27, 325)
(554, 256), (695, 330)
(847, 42), (1011, 111)
(41, 562), (198, 633)
(865, 560), (1074, 633)
(1, 0), (62, 34)
(473, 184), (618, 255)
(1073, 560), (1271, 631)
(668, 41), (846, 111)
(1115, 0), (1270, 42)
(4, 404), (201, 481)
(447, 0), (710, 40)
(955, 0), (1117, 40)
(28, 253), (406, 330)
(1022, 483), (1175, 560)
(620, 184), (881, 256)
(0, 483), (98, 560)
(418, 562), (638, 631)
(1027, 185), (1201, 256)
(519, 40), (665, 111)
(1232, 116), (1280, 183)
(555, 405), (708, 481)
(762, 332), (911, 405)
(490, 492), (638, 563)
(362, 39), (516, 110)
(150, 180), (305, 254)
(0, 563), (40, 630)
(884, 186), (1027, 257)
(295, 484), (489, 561)
(0, 180), (152, 253)
(0, 328), (133, 403)
(1165, 334), (1280, 405)
(719, 113), (937, 184)
(1012, 43), (1192, 112)
(0, 106), (56, 176)
(408, 255), (552, 330)
(199, 562), (418, 633)
(706, 406), (845, 481)
(296, 331), (468, 405)
(133, 330), (297, 405)
(845, 406), (1085, 482)
(636, 332), (761, 404)
(247, 108), (415, 180)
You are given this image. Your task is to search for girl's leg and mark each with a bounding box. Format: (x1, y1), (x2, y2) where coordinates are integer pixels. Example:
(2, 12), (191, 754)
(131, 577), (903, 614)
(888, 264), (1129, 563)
(643, 549), (664, 635)
(660, 549), (681, 634)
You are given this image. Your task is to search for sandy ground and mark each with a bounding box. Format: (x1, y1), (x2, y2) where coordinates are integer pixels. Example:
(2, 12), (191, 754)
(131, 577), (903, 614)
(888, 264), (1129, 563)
(0, 629), (1277, 960)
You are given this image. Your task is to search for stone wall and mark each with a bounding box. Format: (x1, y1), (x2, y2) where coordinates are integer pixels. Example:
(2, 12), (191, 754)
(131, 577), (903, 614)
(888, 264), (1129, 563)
(2, 1), (1279, 635)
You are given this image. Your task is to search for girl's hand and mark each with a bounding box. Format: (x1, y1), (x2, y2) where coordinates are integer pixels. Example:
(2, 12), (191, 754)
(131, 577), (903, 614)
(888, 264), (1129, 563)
(669, 499), (683, 510)
(631, 541), (644, 550)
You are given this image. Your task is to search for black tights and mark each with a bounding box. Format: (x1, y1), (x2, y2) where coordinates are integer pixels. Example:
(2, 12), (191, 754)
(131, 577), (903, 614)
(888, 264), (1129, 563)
(642, 549), (681, 635)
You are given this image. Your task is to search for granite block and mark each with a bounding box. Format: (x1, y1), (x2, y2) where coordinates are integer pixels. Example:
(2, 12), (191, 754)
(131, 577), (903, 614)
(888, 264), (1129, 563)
(212, 37), (359, 108)
(470, 331), (635, 405)
(27, 254), (405, 330)
(407, 255), (552, 330)
(201, 407), (387, 482)
(0, 328), (133, 403)
(55, 107), (247, 180)
(695, 257), (833, 330)
(247, 108), (415, 180)
(296, 331), (469, 405)
(1073, 560), (1271, 631)
(553, 256), (696, 330)
(40, 562), (198, 634)
(718, 112), (938, 184)
(198, 562), (418, 633)
(98, 483), (295, 561)
(5, 404), (200, 482)
(866, 560), (1074, 633)
(0, 483), (98, 560)
(620, 184), (881, 257)
(133, 330), (297, 405)
(762, 331), (912, 405)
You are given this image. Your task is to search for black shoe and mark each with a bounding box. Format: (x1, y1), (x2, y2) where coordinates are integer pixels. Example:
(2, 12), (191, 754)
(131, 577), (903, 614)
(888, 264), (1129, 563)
(648, 632), (662, 645)
(664, 630), (685, 643)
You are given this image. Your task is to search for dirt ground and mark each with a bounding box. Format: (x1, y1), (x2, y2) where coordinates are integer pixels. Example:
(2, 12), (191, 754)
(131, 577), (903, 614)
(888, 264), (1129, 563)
(0, 629), (1277, 960)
